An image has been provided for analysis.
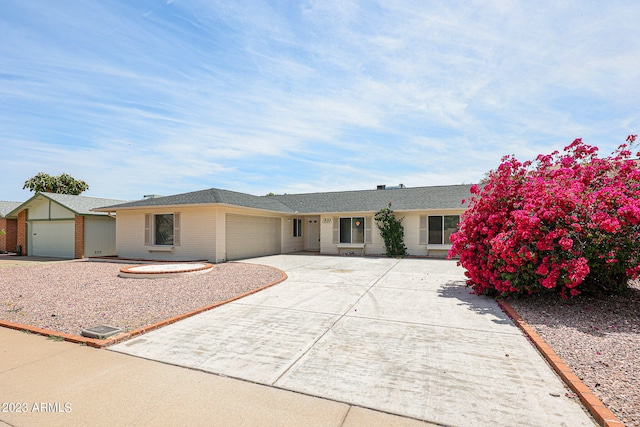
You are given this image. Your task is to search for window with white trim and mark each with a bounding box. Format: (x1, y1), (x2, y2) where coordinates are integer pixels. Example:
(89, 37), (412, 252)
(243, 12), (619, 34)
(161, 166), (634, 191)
(425, 215), (459, 244)
(339, 217), (365, 244)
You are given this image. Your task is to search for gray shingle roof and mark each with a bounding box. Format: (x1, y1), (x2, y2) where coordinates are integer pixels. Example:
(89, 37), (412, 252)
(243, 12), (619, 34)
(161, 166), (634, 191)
(43, 193), (129, 215)
(274, 185), (471, 213)
(96, 188), (294, 212)
(96, 185), (472, 214)
(0, 201), (21, 218)
(7, 193), (128, 217)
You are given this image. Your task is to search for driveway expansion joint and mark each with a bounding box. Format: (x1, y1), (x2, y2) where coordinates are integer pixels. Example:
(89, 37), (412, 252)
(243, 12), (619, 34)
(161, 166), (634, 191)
(271, 259), (401, 385)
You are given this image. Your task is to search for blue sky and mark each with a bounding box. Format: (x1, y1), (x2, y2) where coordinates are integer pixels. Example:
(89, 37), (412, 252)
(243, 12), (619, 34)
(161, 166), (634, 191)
(2, 1), (639, 202)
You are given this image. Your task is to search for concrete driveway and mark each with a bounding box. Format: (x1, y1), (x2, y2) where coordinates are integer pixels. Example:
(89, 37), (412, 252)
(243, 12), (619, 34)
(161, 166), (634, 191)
(111, 255), (595, 426)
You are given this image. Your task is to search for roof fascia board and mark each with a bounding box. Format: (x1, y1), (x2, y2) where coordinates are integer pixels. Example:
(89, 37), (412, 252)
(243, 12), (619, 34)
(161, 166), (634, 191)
(411, 208), (468, 213)
(93, 202), (293, 215)
(81, 213), (117, 217)
(91, 203), (211, 212)
(5, 192), (81, 218)
(210, 203), (293, 215)
(289, 208), (467, 216)
(5, 195), (37, 218)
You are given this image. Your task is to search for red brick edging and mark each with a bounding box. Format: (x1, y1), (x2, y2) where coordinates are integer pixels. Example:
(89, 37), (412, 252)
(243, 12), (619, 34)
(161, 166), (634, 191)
(0, 266), (287, 349)
(498, 301), (625, 427)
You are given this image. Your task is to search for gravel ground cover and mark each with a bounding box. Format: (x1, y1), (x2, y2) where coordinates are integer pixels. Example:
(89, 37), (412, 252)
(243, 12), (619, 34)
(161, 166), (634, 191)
(0, 260), (283, 337)
(507, 282), (640, 427)
(2, 260), (638, 424)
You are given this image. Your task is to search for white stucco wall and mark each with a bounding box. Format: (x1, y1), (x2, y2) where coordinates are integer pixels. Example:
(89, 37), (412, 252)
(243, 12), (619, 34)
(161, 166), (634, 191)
(116, 205), (295, 263)
(115, 206), (218, 262)
(214, 207), (225, 262)
(114, 204), (466, 262)
(407, 210), (466, 257)
(319, 210), (466, 257)
(319, 214), (382, 255)
(281, 216), (306, 254)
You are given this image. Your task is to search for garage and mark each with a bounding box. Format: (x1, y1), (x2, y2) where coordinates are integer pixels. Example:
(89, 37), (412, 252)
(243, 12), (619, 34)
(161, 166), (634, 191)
(226, 214), (281, 260)
(30, 221), (75, 258)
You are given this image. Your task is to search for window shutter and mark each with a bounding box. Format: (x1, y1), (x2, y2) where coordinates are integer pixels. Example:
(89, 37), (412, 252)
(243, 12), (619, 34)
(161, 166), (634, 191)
(332, 217), (339, 244)
(144, 214), (151, 246)
(365, 217), (372, 244)
(174, 212), (181, 246)
(419, 215), (427, 245)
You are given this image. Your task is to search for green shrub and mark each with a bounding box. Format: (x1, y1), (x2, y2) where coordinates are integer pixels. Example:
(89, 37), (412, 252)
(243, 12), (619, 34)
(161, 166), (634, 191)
(375, 203), (407, 257)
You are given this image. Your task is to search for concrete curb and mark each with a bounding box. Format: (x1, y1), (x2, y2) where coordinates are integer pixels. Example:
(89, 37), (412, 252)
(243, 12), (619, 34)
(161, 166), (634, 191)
(498, 300), (625, 427)
(0, 267), (288, 349)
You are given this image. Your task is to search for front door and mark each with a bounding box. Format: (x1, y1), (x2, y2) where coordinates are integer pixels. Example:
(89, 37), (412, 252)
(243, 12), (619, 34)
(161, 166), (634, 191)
(306, 217), (320, 251)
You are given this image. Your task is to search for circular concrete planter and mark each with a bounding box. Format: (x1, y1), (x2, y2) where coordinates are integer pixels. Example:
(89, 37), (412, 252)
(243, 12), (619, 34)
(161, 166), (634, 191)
(119, 263), (214, 279)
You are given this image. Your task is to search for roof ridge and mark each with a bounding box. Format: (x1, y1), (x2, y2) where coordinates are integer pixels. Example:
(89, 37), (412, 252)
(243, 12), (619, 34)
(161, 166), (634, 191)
(270, 183), (474, 198)
(41, 192), (127, 202)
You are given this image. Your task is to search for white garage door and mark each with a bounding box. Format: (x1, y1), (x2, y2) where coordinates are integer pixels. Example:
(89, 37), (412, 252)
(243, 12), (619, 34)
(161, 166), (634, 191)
(226, 214), (281, 260)
(31, 221), (75, 258)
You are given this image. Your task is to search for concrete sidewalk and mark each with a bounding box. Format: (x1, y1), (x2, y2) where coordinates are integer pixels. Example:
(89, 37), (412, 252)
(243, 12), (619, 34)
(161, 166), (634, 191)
(110, 255), (596, 426)
(0, 327), (431, 427)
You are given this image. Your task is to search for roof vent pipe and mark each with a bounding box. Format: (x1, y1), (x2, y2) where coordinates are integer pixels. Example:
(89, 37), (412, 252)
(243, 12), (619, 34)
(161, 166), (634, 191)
(377, 185), (386, 190)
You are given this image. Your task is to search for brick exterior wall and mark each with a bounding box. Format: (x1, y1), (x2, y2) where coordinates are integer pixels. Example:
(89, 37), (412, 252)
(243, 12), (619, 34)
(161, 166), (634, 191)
(0, 218), (5, 251)
(74, 215), (85, 259)
(16, 210), (27, 256)
(0, 218), (18, 253)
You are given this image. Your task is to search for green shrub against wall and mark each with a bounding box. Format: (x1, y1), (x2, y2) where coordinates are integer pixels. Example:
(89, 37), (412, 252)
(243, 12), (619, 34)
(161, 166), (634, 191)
(375, 203), (407, 257)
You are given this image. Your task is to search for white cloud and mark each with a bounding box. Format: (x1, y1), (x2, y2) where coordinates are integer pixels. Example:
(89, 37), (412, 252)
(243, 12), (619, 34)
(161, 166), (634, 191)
(1, 0), (639, 201)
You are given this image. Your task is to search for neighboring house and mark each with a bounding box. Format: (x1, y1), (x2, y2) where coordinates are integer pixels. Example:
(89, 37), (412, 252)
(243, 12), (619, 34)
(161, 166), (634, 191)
(0, 201), (21, 253)
(6, 193), (127, 258)
(94, 184), (471, 263)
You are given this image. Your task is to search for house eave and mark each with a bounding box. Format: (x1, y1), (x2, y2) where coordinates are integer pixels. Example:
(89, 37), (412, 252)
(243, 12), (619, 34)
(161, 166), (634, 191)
(92, 202), (295, 216)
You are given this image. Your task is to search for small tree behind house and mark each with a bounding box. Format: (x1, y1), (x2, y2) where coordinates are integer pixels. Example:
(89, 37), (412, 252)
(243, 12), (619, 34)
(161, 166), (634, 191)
(23, 172), (89, 195)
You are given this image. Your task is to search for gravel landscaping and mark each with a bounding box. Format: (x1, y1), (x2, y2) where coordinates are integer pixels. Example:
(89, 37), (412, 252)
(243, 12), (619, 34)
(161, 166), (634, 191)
(1, 259), (638, 425)
(0, 260), (284, 337)
(506, 283), (640, 427)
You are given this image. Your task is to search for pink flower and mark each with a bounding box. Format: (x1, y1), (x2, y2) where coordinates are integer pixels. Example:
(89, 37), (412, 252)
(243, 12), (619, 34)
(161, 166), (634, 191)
(448, 136), (640, 298)
(558, 237), (573, 251)
(536, 263), (549, 275)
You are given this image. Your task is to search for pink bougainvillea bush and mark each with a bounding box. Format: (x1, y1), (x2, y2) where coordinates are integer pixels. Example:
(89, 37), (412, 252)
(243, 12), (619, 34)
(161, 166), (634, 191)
(449, 136), (640, 298)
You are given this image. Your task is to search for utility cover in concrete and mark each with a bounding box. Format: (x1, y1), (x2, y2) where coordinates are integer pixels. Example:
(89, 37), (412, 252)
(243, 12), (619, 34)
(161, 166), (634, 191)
(81, 325), (122, 339)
